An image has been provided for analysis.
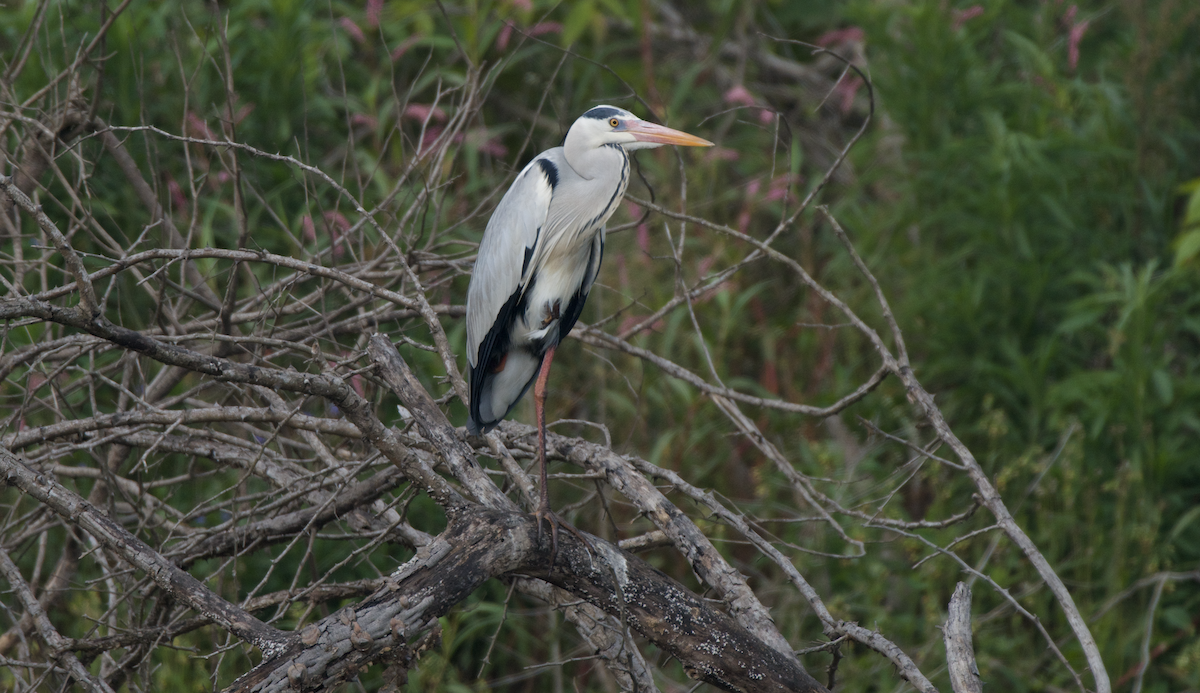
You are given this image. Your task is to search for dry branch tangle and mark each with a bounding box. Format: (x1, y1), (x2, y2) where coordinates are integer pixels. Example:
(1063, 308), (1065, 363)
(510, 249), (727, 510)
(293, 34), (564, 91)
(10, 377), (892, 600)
(0, 284), (828, 691)
(0, 444), (824, 693)
(0, 170), (1107, 692)
(613, 196), (1112, 693)
(0, 446), (290, 658)
(0, 15), (1110, 690)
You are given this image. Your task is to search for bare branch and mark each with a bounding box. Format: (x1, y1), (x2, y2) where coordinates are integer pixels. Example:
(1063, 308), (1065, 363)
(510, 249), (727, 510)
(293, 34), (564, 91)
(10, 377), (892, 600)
(0, 546), (116, 693)
(0, 446), (290, 657)
(368, 334), (513, 510)
(0, 174), (99, 316)
(943, 583), (982, 693)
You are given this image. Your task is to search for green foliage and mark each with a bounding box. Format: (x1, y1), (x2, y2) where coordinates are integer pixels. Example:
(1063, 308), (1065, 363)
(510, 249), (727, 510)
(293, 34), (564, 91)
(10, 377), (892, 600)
(1175, 177), (1200, 265)
(838, 0), (1200, 687)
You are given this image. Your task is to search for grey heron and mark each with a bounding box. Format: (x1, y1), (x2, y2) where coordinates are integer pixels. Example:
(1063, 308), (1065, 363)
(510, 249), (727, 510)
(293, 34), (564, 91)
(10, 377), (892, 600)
(465, 105), (712, 550)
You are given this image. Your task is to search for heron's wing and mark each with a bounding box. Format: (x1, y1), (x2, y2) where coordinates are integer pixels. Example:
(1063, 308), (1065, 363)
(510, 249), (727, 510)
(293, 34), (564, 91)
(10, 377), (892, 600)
(466, 154), (562, 433)
(557, 228), (604, 340)
(466, 153), (558, 368)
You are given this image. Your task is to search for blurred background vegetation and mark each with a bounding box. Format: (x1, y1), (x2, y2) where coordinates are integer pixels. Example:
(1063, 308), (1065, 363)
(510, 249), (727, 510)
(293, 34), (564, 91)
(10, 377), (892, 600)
(2, 0), (1199, 690)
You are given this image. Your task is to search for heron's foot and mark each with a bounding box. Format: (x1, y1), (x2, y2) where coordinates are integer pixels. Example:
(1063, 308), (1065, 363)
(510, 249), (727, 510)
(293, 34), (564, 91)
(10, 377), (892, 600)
(533, 504), (593, 566)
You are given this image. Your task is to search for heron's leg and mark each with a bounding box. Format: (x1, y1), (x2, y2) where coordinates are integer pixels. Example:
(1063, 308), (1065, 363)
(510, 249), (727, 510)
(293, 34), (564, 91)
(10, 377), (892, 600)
(533, 344), (557, 511)
(531, 345), (592, 563)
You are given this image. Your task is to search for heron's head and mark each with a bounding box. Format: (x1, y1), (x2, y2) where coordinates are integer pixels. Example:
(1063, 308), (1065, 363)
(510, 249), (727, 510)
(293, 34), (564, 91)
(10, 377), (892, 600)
(568, 105), (713, 152)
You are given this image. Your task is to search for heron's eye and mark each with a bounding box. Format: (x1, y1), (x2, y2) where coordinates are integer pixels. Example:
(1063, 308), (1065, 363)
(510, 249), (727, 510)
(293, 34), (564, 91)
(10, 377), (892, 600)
(608, 118), (619, 128)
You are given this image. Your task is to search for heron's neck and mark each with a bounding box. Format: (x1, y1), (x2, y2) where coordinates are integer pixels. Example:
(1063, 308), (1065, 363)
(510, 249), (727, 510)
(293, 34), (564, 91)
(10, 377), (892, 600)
(563, 136), (627, 181)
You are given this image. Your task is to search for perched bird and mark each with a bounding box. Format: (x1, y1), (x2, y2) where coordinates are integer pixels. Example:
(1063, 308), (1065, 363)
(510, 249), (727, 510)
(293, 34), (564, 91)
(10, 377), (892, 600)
(465, 105), (712, 547)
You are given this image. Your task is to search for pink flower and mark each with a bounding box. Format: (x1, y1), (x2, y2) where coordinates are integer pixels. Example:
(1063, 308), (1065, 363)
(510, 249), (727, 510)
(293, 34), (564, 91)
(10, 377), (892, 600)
(615, 253), (629, 289)
(323, 211), (351, 259)
(301, 215), (317, 243)
(1068, 19), (1090, 70)
(339, 17), (365, 45)
(705, 147), (740, 163)
(496, 22), (515, 51)
(737, 209), (752, 233)
(164, 172), (187, 212)
(403, 103), (447, 122)
(419, 128), (466, 154)
(758, 108), (777, 125)
(738, 178), (768, 232)
(418, 126), (444, 154)
(723, 84), (756, 107)
(337, 352), (367, 396)
(509, 0), (533, 10)
(324, 211), (350, 233)
(366, 0), (383, 28)
(765, 174), (801, 202)
(527, 22), (562, 37)
(391, 35), (422, 62)
(350, 113), (377, 128)
(186, 111), (217, 140)
(835, 75), (863, 114)
(232, 103), (255, 125)
(618, 315), (639, 335)
(478, 137), (508, 158)
(497, 21), (561, 51)
(815, 27), (864, 47)
(952, 5), (984, 30)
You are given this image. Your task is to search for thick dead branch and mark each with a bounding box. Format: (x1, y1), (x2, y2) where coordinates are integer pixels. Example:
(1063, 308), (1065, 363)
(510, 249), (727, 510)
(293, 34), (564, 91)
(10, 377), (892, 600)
(229, 507), (827, 693)
(943, 583), (982, 693)
(504, 421), (800, 663)
(512, 577), (659, 693)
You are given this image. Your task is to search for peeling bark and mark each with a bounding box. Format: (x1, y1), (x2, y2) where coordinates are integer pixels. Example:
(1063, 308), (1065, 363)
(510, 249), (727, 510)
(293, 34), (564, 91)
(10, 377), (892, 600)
(229, 508), (827, 693)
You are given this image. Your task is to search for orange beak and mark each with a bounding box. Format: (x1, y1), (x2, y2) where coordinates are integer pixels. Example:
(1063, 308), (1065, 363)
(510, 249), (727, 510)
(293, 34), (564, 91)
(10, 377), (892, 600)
(624, 121), (714, 147)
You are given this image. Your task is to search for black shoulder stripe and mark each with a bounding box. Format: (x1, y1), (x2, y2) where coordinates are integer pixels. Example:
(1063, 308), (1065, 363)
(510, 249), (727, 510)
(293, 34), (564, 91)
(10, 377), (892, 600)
(537, 159), (559, 190)
(522, 226), (540, 275)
